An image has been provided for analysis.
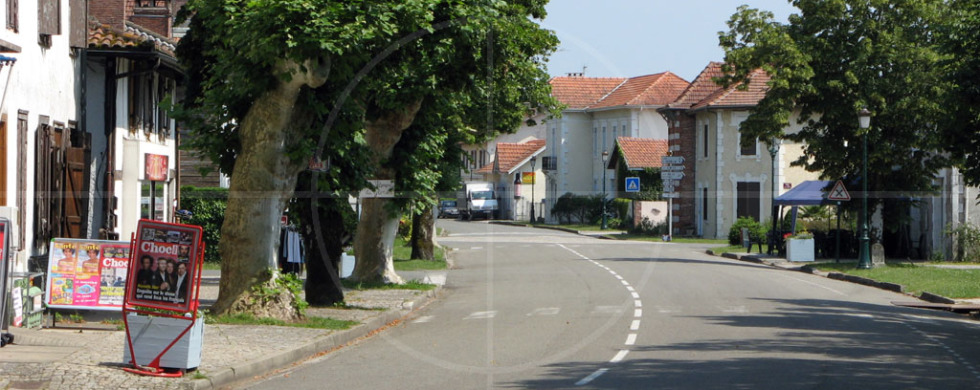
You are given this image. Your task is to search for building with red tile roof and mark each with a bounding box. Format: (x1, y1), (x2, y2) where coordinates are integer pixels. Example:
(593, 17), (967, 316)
(608, 137), (669, 170)
(659, 62), (819, 239)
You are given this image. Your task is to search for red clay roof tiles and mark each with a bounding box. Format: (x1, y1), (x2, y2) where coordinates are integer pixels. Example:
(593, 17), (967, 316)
(550, 72), (689, 110)
(614, 137), (669, 170)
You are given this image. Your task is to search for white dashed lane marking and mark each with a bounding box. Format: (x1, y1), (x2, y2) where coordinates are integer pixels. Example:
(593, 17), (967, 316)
(557, 244), (642, 387)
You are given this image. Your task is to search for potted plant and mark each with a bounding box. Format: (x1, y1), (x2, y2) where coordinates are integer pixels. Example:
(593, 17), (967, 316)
(786, 230), (815, 262)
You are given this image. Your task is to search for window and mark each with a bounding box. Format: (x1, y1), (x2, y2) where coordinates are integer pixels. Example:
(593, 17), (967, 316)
(702, 188), (708, 221)
(593, 128), (597, 157)
(612, 125), (617, 144)
(740, 132), (757, 156)
(602, 126), (607, 153)
(6, 0), (17, 32)
(736, 182), (761, 221)
(703, 124), (709, 158)
(129, 69), (174, 137)
(141, 182), (165, 221)
(135, 0), (167, 6)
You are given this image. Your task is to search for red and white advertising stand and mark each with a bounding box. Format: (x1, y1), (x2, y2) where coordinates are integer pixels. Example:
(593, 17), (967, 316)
(121, 219), (205, 377)
(0, 218), (12, 347)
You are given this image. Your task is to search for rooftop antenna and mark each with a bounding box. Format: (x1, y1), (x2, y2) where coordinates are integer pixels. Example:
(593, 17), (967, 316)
(582, 65), (587, 75)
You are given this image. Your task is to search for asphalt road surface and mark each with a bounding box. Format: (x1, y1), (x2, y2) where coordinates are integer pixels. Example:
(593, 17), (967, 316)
(243, 221), (980, 389)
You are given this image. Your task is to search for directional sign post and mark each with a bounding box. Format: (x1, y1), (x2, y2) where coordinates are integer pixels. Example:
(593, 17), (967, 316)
(660, 171), (684, 180)
(661, 156), (685, 165)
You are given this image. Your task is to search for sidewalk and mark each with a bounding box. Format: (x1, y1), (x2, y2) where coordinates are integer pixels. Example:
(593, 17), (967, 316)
(0, 270), (446, 390)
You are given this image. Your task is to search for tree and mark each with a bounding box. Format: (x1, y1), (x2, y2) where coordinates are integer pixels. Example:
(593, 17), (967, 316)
(718, 1), (953, 248)
(941, 0), (980, 186)
(348, 2), (559, 284)
(176, 0), (466, 318)
(176, 1), (557, 315)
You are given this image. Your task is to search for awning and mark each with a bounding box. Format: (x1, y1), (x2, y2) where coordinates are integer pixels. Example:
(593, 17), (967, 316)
(774, 180), (834, 206)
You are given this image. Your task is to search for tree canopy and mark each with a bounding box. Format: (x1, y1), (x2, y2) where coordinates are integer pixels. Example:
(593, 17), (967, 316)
(718, 0), (954, 218)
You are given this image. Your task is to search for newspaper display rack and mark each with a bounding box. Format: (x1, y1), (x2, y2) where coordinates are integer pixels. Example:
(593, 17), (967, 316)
(121, 219), (205, 377)
(0, 218), (12, 347)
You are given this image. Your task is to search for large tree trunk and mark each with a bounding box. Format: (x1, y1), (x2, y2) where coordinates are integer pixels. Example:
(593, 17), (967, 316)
(350, 101), (423, 284)
(411, 201), (436, 260)
(211, 59), (328, 319)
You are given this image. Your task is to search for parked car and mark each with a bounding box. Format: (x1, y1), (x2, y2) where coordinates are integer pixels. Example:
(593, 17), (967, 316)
(439, 200), (459, 218)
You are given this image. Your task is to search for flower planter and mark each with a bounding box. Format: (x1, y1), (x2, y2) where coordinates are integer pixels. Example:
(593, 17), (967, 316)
(123, 313), (204, 369)
(786, 238), (815, 262)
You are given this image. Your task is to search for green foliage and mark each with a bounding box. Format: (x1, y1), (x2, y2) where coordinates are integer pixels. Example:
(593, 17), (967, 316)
(341, 279), (436, 291)
(179, 186), (227, 264)
(616, 166), (663, 200)
(940, 0), (980, 186)
(810, 263), (980, 299)
(550, 193), (609, 225)
(631, 217), (667, 236)
(719, 1), (953, 219)
(250, 270), (309, 315)
(728, 217), (768, 246)
(206, 312), (358, 330)
(946, 223), (980, 262)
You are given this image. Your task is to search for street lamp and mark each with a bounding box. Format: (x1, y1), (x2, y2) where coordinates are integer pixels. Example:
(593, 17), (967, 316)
(601, 150), (609, 230)
(857, 108), (872, 269)
(768, 138), (780, 255)
(530, 156), (537, 224)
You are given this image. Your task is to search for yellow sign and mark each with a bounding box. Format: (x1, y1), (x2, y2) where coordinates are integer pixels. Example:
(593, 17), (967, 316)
(522, 172), (535, 184)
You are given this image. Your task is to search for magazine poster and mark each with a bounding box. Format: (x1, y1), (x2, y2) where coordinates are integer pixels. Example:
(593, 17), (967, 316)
(126, 220), (201, 312)
(45, 239), (131, 311)
(0, 219), (8, 329)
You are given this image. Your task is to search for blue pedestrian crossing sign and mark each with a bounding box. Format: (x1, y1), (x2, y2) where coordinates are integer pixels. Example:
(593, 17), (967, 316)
(625, 177), (640, 193)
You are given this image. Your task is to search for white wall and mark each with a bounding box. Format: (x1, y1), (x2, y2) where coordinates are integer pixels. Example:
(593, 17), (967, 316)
(1, 0), (80, 271)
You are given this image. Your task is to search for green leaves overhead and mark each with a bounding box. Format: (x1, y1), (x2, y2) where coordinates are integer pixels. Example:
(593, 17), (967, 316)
(718, 0), (953, 201)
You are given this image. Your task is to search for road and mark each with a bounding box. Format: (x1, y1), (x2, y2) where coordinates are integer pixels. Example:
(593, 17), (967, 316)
(243, 221), (980, 389)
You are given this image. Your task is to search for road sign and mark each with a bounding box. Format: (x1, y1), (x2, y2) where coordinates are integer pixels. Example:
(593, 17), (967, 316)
(660, 171), (684, 180)
(662, 192), (680, 198)
(662, 185), (674, 193)
(625, 177), (640, 193)
(661, 165), (685, 172)
(827, 180), (851, 201)
(661, 156), (685, 165)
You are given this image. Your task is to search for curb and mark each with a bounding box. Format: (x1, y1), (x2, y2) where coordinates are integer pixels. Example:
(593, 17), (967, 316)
(184, 287), (441, 390)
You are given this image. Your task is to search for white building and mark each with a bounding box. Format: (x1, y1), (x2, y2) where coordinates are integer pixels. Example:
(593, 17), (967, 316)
(542, 72), (688, 222)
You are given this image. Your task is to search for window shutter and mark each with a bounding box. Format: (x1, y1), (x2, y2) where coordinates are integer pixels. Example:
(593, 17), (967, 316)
(38, 0), (60, 36)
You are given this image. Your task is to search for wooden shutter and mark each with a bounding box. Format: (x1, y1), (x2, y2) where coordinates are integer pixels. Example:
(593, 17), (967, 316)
(6, 0), (17, 32)
(69, 0), (85, 48)
(38, 0), (60, 36)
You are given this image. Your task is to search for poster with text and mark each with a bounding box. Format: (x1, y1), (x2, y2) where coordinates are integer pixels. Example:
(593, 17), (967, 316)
(126, 220), (202, 312)
(45, 239), (131, 311)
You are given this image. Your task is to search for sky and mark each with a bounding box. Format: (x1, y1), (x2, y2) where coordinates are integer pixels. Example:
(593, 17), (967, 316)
(540, 0), (799, 81)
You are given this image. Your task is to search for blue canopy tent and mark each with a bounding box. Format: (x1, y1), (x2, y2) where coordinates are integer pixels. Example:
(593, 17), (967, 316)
(773, 180), (853, 261)
(774, 180), (835, 234)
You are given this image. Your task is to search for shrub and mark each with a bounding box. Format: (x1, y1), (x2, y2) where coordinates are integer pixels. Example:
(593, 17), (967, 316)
(179, 186), (228, 264)
(946, 223), (980, 262)
(728, 217), (766, 246)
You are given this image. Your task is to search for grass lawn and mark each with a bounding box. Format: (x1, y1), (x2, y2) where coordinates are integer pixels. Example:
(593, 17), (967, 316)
(710, 243), (774, 254)
(207, 312), (359, 330)
(341, 279), (436, 291)
(392, 236), (447, 271)
(545, 224), (610, 232)
(808, 262), (980, 299)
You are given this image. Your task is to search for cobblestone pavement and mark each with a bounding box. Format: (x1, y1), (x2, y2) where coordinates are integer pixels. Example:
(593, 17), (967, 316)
(0, 275), (442, 390)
